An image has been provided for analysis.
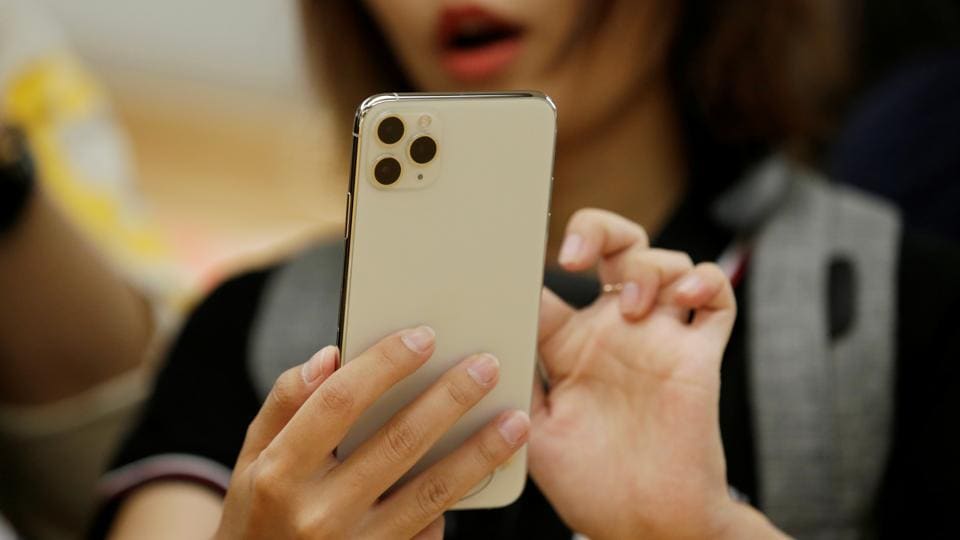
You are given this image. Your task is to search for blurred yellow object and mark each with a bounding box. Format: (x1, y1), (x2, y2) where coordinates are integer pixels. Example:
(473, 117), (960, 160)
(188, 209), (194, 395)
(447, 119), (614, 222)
(3, 53), (179, 300)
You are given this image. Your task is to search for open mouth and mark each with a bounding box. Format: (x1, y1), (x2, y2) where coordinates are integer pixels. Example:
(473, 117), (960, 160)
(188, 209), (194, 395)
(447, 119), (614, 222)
(438, 6), (525, 82)
(444, 19), (523, 50)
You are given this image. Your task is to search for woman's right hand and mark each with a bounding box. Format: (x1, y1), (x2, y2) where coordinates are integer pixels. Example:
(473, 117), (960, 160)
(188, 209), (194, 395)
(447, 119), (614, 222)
(215, 326), (529, 539)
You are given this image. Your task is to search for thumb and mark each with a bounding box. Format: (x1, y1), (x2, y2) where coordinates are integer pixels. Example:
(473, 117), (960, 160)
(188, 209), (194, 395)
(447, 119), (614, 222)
(539, 287), (574, 344)
(538, 287), (577, 383)
(235, 346), (338, 468)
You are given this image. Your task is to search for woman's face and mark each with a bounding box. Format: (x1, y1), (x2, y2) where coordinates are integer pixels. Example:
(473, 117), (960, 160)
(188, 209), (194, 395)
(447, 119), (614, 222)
(362, 0), (669, 142)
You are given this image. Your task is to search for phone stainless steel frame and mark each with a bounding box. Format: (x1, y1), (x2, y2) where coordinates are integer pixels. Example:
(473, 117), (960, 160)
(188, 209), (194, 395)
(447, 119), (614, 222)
(336, 92), (556, 509)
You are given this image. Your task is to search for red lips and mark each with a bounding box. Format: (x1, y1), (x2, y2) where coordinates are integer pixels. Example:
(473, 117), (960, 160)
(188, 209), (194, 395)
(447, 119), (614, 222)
(437, 5), (524, 82)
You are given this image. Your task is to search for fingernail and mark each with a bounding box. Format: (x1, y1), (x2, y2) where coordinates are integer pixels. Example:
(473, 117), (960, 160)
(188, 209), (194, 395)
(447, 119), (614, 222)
(558, 234), (583, 266)
(498, 411), (530, 445)
(675, 274), (703, 296)
(401, 325), (436, 354)
(620, 282), (642, 314)
(302, 345), (338, 384)
(467, 354), (500, 386)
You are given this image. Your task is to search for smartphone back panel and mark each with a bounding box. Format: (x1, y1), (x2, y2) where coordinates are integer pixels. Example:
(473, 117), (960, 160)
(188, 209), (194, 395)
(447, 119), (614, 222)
(337, 92), (555, 509)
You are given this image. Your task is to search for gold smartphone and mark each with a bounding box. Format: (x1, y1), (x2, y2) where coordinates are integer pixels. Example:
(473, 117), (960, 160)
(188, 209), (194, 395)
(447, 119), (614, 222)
(336, 92), (556, 509)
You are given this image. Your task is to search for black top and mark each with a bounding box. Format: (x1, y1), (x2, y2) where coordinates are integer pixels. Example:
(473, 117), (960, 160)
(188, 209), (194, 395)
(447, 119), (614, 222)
(92, 192), (960, 538)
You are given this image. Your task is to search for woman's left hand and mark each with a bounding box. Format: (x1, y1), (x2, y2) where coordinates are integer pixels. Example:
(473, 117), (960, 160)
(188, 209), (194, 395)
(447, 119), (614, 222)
(530, 209), (783, 539)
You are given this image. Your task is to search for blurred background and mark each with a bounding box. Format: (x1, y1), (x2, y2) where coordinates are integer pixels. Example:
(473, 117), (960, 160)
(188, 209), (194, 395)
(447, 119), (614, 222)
(6, 0), (347, 296)
(7, 0), (959, 298)
(5, 0), (959, 297)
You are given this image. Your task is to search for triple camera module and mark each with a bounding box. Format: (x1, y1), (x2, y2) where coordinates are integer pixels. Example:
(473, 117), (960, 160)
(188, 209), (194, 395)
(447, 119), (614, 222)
(373, 115), (439, 187)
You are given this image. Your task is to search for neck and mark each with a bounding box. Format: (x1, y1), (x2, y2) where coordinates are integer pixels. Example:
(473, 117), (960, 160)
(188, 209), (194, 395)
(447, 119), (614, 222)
(546, 82), (687, 263)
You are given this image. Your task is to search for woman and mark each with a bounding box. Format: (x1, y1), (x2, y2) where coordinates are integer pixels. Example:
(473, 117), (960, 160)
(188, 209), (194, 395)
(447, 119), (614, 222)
(95, 1), (960, 538)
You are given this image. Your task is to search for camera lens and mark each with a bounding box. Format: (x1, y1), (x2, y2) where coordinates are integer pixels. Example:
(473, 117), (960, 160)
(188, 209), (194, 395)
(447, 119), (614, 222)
(374, 156), (402, 185)
(377, 116), (404, 145)
(409, 136), (437, 164)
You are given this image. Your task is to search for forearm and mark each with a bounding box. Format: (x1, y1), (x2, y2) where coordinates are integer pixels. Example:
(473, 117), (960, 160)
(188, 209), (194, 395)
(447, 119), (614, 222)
(0, 189), (153, 405)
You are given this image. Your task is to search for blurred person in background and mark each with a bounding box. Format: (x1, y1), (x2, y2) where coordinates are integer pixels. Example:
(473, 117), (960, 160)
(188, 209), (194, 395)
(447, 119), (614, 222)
(829, 0), (960, 242)
(1, 0), (180, 537)
(95, 0), (960, 539)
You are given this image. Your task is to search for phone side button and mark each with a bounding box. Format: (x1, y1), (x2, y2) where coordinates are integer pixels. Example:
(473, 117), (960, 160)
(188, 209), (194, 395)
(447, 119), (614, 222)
(343, 192), (353, 239)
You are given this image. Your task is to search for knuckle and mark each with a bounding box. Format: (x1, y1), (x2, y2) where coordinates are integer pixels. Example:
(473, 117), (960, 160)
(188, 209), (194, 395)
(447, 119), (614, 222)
(249, 459), (286, 505)
(415, 475), (453, 518)
(292, 515), (315, 539)
(672, 251), (695, 268)
(443, 377), (475, 408)
(624, 249), (653, 272)
(473, 438), (501, 468)
(637, 226), (650, 246)
(696, 261), (725, 278)
(569, 206), (597, 222)
(289, 496), (353, 539)
(567, 207), (601, 230)
(379, 338), (411, 370)
(268, 370), (302, 411)
(383, 418), (421, 462)
(628, 221), (650, 247)
(300, 504), (342, 539)
(292, 515), (323, 540)
(318, 379), (354, 413)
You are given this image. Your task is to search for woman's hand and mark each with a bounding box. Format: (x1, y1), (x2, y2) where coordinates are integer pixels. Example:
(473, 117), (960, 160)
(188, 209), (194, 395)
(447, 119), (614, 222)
(530, 209), (784, 539)
(215, 327), (529, 539)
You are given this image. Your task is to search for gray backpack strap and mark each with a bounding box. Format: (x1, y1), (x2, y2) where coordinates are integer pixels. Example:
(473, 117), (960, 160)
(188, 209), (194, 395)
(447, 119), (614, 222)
(248, 242), (345, 400)
(748, 160), (900, 539)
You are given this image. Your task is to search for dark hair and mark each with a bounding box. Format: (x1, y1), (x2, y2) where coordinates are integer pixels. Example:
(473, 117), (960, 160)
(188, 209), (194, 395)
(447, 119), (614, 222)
(670, 0), (850, 191)
(300, 0), (849, 185)
(300, 1), (411, 129)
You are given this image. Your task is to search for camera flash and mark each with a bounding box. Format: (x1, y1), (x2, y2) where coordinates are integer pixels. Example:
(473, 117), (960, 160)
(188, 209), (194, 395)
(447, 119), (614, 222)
(418, 115), (431, 128)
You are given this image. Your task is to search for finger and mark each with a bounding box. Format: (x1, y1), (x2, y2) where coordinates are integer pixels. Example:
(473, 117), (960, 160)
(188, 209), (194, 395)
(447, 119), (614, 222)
(538, 287), (574, 344)
(598, 248), (694, 320)
(269, 326), (436, 473)
(667, 263), (737, 336)
(537, 288), (578, 382)
(368, 410), (530, 538)
(326, 353), (501, 510)
(411, 516), (445, 540)
(236, 346), (338, 468)
(530, 362), (547, 421)
(669, 263), (736, 312)
(558, 208), (649, 271)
